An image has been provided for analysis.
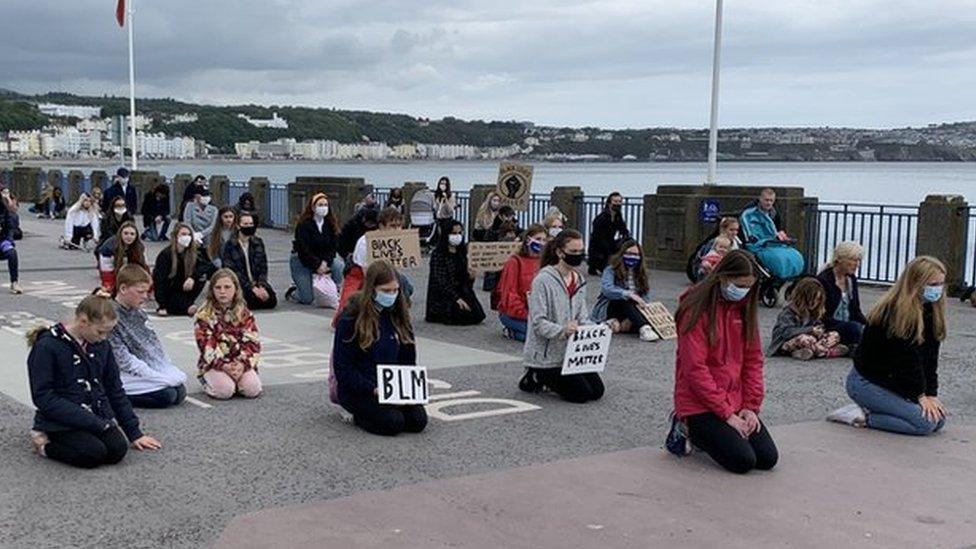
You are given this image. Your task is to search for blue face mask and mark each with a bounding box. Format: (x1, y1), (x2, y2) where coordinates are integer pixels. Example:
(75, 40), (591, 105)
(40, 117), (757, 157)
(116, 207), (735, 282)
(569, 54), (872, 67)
(722, 283), (751, 302)
(922, 285), (943, 303)
(622, 254), (641, 268)
(528, 239), (544, 254)
(374, 290), (399, 309)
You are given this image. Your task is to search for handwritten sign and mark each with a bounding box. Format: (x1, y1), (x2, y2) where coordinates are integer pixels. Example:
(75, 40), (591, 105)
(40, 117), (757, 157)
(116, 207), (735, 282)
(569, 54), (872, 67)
(639, 301), (677, 340)
(365, 228), (421, 269)
(467, 241), (521, 273)
(561, 324), (612, 375)
(376, 365), (429, 405)
(496, 162), (533, 211)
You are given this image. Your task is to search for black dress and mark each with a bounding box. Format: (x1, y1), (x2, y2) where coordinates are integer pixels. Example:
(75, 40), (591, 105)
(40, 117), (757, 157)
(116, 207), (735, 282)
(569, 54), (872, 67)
(425, 248), (485, 325)
(152, 248), (215, 315)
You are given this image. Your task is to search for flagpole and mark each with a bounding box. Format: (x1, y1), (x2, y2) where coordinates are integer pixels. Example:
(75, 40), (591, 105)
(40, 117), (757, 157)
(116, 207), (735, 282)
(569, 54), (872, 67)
(127, 0), (138, 170)
(705, 0), (723, 186)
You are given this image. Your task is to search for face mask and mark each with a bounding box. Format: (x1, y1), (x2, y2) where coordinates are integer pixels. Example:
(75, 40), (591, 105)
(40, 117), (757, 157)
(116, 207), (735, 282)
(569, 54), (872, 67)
(315, 205), (329, 218)
(722, 283), (751, 302)
(200, 196), (212, 206)
(240, 226), (256, 237)
(177, 235), (193, 248)
(528, 239), (544, 254)
(623, 254), (641, 268)
(611, 204), (622, 212)
(113, 208), (127, 216)
(922, 285), (943, 303)
(548, 227), (562, 238)
(563, 252), (585, 267)
(374, 290), (398, 309)
(448, 234), (463, 247)
(490, 201), (500, 211)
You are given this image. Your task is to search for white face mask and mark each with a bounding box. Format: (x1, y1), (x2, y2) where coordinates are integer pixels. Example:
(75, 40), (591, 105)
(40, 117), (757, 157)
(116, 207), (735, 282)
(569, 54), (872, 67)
(200, 196), (212, 206)
(113, 207), (127, 216)
(548, 227), (562, 238)
(177, 234), (193, 248)
(448, 234), (463, 247)
(315, 205), (329, 218)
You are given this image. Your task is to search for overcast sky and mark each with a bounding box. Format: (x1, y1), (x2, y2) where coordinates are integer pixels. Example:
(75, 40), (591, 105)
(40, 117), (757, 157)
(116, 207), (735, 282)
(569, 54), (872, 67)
(2, 0), (974, 129)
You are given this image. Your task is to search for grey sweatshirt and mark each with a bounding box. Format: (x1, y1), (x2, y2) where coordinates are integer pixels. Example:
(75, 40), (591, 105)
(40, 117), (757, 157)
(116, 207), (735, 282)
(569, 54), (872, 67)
(523, 265), (591, 369)
(183, 202), (219, 242)
(108, 301), (188, 395)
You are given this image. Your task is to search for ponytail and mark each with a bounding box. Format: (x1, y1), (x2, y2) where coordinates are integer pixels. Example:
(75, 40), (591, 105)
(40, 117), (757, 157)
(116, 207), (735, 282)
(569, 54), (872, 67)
(25, 294), (118, 347)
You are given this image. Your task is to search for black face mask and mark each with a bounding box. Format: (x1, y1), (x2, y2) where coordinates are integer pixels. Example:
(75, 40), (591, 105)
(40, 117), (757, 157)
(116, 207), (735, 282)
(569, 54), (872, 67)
(611, 204), (622, 213)
(240, 226), (256, 237)
(563, 252), (585, 267)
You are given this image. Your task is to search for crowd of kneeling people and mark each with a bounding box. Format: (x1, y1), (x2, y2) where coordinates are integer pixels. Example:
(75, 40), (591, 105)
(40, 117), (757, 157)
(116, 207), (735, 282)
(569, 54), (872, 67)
(17, 174), (952, 475)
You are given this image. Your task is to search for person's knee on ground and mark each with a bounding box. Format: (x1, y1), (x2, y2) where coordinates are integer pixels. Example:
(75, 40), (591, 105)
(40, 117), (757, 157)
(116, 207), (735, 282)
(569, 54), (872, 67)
(203, 370), (237, 399)
(402, 406), (428, 433)
(236, 370), (262, 398)
(102, 430), (129, 465)
(356, 409), (406, 437)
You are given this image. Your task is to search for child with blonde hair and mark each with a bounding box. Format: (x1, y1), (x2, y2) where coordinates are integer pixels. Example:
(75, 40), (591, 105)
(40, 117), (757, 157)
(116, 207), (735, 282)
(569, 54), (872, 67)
(700, 235), (732, 276)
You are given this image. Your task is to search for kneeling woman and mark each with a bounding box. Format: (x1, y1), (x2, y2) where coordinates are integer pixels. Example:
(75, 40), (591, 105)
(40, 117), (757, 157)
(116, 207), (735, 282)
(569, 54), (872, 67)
(97, 221), (149, 292)
(496, 224), (545, 341)
(27, 294), (162, 468)
(333, 261), (428, 436)
(844, 256), (947, 435)
(153, 223), (215, 316)
(425, 221), (486, 325)
(669, 250), (778, 474)
(193, 269), (262, 400)
(520, 229), (604, 403)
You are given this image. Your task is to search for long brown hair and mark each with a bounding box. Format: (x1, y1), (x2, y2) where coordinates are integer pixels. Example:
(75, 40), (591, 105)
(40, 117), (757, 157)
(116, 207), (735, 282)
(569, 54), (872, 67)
(519, 224), (546, 258)
(168, 222), (200, 279)
(26, 294), (117, 347)
(113, 221), (147, 272)
(297, 192), (339, 234)
(345, 261), (414, 350)
(676, 249), (760, 345)
(541, 229), (583, 267)
(867, 256), (947, 343)
(195, 268), (248, 325)
(208, 206), (236, 261)
(788, 278), (826, 323)
(608, 239), (649, 296)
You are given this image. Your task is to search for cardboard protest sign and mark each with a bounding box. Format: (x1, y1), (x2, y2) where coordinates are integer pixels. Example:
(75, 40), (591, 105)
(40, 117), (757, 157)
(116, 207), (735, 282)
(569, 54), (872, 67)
(376, 365), (429, 405)
(365, 228), (421, 270)
(639, 301), (677, 340)
(561, 324), (613, 375)
(467, 241), (522, 273)
(496, 162), (533, 211)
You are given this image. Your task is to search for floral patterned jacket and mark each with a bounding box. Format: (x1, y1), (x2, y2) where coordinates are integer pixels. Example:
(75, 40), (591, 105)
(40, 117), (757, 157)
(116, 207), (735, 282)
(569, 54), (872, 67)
(194, 308), (262, 376)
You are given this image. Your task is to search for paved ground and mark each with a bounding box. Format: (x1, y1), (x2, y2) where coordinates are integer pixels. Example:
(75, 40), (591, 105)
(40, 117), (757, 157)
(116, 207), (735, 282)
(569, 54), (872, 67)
(1, 216), (975, 548)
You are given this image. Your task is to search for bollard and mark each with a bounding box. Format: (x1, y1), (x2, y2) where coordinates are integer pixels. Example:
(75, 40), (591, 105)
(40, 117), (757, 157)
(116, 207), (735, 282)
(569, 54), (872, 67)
(916, 194), (969, 296)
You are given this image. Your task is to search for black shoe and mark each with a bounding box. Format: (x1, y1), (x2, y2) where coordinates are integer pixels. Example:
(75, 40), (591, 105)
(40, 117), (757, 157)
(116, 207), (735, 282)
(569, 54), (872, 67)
(960, 286), (975, 303)
(284, 286), (297, 303)
(665, 411), (691, 457)
(518, 369), (542, 393)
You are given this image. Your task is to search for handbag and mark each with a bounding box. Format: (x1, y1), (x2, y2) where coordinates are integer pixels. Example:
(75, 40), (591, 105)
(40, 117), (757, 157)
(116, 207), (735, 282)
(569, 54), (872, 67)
(312, 273), (339, 309)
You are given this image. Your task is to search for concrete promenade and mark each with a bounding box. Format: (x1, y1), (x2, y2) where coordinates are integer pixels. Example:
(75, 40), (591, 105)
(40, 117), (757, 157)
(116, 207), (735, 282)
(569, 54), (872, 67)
(1, 216), (975, 548)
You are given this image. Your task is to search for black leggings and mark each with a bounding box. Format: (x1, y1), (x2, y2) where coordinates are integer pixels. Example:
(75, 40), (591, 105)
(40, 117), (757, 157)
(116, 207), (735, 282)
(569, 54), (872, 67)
(128, 384), (186, 409)
(71, 224), (94, 246)
(45, 427), (129, 469)
(533, 369), (605, 403)
(341, 398), (428, 437)
(607, 299), (649, 331)
(244, 283), (278, 311)
(686, 412), (778, 474)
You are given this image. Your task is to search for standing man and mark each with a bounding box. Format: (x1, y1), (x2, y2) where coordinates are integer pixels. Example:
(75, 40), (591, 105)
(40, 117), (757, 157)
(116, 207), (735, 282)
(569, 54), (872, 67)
(102, 167), (138, 216)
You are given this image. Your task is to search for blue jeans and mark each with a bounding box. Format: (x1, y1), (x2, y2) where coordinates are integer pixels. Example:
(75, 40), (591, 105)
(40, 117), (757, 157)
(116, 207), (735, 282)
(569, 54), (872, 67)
(1, 246), (18, 283)
(289, 253), (344, 305)
(500, 314), (527, 342)
(142, 217), (171, 241)
(127, 384), (186, 409)
(846, 368), (945, 436)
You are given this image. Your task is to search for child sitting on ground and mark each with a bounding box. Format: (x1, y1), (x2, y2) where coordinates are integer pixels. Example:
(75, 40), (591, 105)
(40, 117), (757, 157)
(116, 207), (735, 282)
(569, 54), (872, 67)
(767, 277), (849, 360)
(700, 235), (732, 276)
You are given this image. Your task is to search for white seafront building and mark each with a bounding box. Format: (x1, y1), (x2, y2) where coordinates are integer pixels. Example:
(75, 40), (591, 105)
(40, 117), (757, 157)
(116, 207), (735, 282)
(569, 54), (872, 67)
(234, 138), (518, 160)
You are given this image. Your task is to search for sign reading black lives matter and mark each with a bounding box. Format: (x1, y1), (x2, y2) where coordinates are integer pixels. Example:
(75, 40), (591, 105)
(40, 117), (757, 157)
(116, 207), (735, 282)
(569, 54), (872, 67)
(496, 162), (533, 211)
(365, 228), (422, 269)
(376, 365), (429, 405)
(561, 324), (613, 375)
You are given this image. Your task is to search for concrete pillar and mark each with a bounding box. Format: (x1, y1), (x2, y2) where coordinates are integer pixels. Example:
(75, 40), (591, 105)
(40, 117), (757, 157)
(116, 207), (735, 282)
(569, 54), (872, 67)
(248, 177), (270, 227)
(916, 194), (969, 295)
(12, 167), (41, 202)
(172, 174), (192, 218)
(209, 175), (229, 208)
(0, 169), (11, 189)
(67, 170), (86, 202)
(288, 176), (367, 230)
(90, 170), (110, 196)
(551, 186), (584, 232)
(46, 170), (64, 194)
(130, 170), (164, 212)
(468, 184), (496, 238)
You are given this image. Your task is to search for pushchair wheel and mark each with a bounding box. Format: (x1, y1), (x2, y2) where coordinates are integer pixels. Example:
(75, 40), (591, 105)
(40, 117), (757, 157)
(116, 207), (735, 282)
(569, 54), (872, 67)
(761, 283), (780, 308)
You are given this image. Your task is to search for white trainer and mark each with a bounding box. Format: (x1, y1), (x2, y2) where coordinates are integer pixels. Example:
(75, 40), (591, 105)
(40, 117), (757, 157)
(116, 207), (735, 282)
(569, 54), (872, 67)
(639, 325), (659, 342)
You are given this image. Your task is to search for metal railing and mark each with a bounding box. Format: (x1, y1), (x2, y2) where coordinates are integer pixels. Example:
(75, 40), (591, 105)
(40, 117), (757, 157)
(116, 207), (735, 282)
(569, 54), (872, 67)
(965, 208), (976, 286)
(575, 196), (644, 248)
(804, 202), (918, 284)
(268, 183), (290, 228)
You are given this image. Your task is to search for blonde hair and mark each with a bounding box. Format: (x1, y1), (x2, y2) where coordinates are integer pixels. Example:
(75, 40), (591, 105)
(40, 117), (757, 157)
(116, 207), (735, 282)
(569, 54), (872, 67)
(788, 278), (826, 322)
(195, 268), (248, 324)
(866, 256), (947, 344)
(712, 235), (732, 250)
(475, 192), (503, 230)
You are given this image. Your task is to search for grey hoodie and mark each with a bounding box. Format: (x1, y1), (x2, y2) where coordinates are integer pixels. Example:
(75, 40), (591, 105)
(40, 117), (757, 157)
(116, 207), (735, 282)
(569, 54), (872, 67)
(524, 265), (591, 369)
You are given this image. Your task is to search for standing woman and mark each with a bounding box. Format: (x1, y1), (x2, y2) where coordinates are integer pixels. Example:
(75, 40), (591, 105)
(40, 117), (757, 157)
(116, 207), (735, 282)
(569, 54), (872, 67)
(841, 256), (948, 435)
(152, 223), (215, 316)
(26, 294), (162, 468)
(425, 221), (485, 325)
(519, 229), (602, 402)
(287, 193), (344, 305)
(434, 176), (456, 221)
(590, 239), (656, 341)
(667, 250), (777, 474)
(63, 193), (101, 250)
(194, 269), (262, 400)
(207, 206), (237, 269)
(0, 191), (22, 294)
(817, 241), (867, 347)
(140, 184), (171, 242)
(497, 224), (545, 341)
(97, 221), (149, 292)
(333, 261), (428, 437)
(587, 191), (630, 275)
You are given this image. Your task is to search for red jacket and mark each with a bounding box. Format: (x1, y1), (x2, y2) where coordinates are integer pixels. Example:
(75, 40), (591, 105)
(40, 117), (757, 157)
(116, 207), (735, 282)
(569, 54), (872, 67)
(497, 254), (539, 321)
(673, 292), (765, 420)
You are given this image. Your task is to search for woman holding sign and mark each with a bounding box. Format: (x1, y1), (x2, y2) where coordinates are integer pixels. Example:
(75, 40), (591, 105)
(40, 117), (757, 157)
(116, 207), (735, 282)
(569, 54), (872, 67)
(333, 261), (428, 437)
(668, 250), (778, 474)
(520, 229), (604, 403)
(497, 224), (546, 341)
(590, 239), (657, 341)
(426, 221), (486, 326)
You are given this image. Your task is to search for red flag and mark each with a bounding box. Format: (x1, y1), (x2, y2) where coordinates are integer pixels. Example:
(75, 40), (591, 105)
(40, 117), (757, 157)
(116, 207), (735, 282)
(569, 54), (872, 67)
(116, 0), (125, 27)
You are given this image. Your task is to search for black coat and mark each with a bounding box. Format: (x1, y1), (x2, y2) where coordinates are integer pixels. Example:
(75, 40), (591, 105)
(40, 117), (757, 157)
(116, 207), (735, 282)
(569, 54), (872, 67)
(337, 216), (367, 261)
(222, 236), (270, 291)
(292, 218), (339, 271)
(28, 324), (143, 441)
(152, 247), (214, 312)
(587, 209), (630, 268)
(140, 192), (170, 227)
(425, 248), (484, 323)
(103, 181), (138, 215)
(853, 305), (940, 401)
(816, 268), (867, 326)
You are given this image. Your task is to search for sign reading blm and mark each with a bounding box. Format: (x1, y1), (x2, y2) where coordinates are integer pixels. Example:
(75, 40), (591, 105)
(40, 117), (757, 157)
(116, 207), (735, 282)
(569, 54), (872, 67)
(376, 364), (429, 405)
(365, 228), (422, 270)
(561, 324), (613, 375)
(496, 162), (533, 211)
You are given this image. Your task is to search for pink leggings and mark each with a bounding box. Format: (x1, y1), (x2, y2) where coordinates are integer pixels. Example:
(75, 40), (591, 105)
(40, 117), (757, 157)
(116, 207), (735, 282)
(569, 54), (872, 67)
(202, 370), (262, 400)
